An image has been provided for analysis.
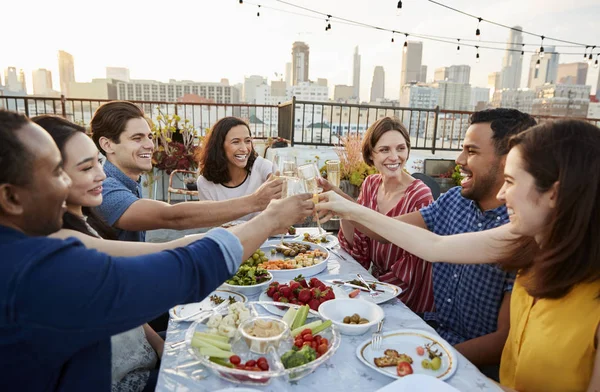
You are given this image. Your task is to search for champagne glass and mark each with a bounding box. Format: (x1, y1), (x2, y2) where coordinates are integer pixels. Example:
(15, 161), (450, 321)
(297, 163), (326, 235)
(273, 154), (297, 177)
(326, 160), (341, 221)
(275, 176), (306, 249)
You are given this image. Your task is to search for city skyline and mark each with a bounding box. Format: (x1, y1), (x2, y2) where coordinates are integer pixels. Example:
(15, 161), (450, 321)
(2, 0), (599, 101)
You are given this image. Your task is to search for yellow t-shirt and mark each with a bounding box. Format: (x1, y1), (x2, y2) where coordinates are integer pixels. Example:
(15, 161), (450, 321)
(500, 278), (600, 392)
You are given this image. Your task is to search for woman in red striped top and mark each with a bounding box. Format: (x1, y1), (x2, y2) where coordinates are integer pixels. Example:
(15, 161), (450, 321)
(325, 117), (435, 312)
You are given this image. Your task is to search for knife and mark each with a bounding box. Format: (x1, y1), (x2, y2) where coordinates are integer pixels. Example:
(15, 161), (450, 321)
(326, 279), (386, 293)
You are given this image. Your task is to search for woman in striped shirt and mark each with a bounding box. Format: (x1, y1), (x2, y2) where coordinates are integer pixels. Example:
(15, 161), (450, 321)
(321, 117), (434, 312)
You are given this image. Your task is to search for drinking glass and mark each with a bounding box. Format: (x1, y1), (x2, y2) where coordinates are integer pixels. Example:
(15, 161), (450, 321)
(297, 163), (325, 234)
(326, 160), (341, 221)
(273, 154), (297, 177)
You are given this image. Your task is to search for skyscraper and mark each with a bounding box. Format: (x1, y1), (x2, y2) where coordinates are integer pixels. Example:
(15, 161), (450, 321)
(4, 67), (21, 93)
(419, 65), (427, 83)
(243, 75), (267, 103)
(500, 27), (524, 89)
(292, 42), (310, 86)
(400, 41), (423, 89)
(285, 62), (292, 87)
(18, 69), (27, 93)
(32, 69), (54, 95)
(370, 66), (385, 102)
(527, 47), (559, 89)
(557, 62), (589, 85)
(353, 46), (361, 100)
(58, 50), (75, 96)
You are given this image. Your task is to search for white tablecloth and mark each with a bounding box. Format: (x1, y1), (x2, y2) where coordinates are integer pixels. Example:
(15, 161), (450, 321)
(156, 230), (502, 392)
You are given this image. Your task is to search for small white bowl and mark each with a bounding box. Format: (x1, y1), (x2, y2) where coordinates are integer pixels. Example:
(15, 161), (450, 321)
(221, 272), (274, 296)
(318, 298), (384, 336)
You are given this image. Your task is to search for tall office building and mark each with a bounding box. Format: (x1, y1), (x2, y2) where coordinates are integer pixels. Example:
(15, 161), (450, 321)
(58, 50), (75, 96)
(435, 65), (470, 84)
(400, 41), (423, 91)
(370, 66), (385, 102)
(32, 69), (54, 95)
(284, 62), (292, 87)
(291, 42), (310, 86)
(500, 27), (524, 89)
(353, 46), (361, 99)
(557, 62), (588, 85)
(527, 47), (559, 89)
(243, 75), (267, 103)
(3, 67), (25, 93)
(106, 67), (130, 82)
(419, 65), (427, 83)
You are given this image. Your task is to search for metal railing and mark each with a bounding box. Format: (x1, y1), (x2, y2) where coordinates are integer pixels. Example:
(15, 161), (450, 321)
(2, 95), (599, 153)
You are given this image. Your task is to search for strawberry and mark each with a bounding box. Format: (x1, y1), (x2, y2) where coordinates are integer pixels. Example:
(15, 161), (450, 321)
(309, 277), (322, 288)
(290, 281), (301, 292)
(298, 288), (311, 304)
(290, 298), (299, 305)
(277, 297), (289, 304)
(322, 288), (335, 300)
(310, 287), (322, 300)
(396, 361), (414, 377)
(279, 286), (292, 299)
(272, 292), (281, 302)
(308, 298), (320, 311)
(294, 275), (309, 288)
(269, 281), (279, 288)
(266, 286), (277, 298)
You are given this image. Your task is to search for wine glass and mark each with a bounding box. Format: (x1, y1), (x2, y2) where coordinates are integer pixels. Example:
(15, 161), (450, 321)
(275, 176), (306, 249)
(273, 154), (297, 178)
(326, 160), (341, 221)
(297, 163), (326, 235)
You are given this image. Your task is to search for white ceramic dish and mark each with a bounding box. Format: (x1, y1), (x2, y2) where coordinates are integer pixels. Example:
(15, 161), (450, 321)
(326, 279), (402, 305)
(356, 328), (458, 381)
(259, 239), (330, 280)
(374, 374), (460, 392)
(318, 299), (384, 336)
(221, 271), (274, 296)
(169, 290), (247, 320)
(293, 233), (339, 247)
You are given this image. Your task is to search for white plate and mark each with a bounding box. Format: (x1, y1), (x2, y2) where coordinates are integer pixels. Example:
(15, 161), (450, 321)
(327, 279), (402, 305)
(257, 281), (347, 316)
(375, 374), (460, 392)
(293, 233), (339, 247)
(259, 239), (330, 280)
(356, 329), (458, 381)
(169, 290), (247, 320)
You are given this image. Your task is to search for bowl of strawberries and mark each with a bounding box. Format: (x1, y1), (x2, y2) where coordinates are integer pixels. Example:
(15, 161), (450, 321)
(259, 275), (336, 312)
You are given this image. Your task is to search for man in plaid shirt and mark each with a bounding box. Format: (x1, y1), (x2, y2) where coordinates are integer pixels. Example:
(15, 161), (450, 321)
(363, 109), (536, 375)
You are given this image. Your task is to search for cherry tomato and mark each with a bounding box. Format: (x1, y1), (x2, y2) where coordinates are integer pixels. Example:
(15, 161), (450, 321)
(314, 335), (322, 344)
(245, 360), (257, 367)
(302, 341), (312, 347)
(258, 361), (269, 371)
(416, 346), (425, 356)
(303, 334), (314, 342)
(229, 355), (241, 365)
(301, 329), (312, 336)
(320, 338), (329, 347)
(311, 341), (318, 350)
(257, 357), (267, 365)
(294, 340), (303, 348)
(317, 343), (328, 355)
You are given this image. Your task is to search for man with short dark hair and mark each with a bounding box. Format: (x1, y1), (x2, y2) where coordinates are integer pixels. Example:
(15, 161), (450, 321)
(90, 101), (282, 242)
(0, 109), (313, 391)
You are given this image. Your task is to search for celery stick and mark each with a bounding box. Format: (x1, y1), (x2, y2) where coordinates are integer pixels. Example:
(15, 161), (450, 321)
(199, 346), (235, 358)
(194, 332), (229, 343)
(193, 336), (232, 351)
(310, 319), (332, 335)
(282, 307), (298, 327)
(291, 320), (322, 337)
(209, 357), (234, 368)
(292, 305), (309, 330)
(191, 338), (215, 349)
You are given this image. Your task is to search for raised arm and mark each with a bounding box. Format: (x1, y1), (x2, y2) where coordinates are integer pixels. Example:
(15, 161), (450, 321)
(115, 177), (283, 231)
(317, 191), (514, 264)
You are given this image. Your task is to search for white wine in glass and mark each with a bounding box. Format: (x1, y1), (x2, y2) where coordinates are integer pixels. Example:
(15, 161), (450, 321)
(326, 160), (341, 187)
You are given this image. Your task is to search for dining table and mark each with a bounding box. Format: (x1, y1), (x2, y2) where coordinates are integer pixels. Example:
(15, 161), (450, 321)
(155, 228), (503, 392)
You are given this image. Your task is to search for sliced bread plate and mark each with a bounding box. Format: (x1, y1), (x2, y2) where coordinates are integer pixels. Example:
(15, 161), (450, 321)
(356, 328), (458, 381)
(259, 239), (330, 280)
(170, 290), (247, 320)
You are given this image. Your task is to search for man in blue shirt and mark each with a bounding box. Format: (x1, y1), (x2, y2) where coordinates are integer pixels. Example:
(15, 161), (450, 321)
(91, 101), (283, 242)
(0, 110), (314, 391)
(347, 109), (537, 372)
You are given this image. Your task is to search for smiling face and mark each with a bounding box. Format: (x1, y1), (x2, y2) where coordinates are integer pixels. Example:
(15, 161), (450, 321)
(223, 124), (253, 170)
(497, 147), (555, 239)
(455, 123), (505, 207)
(62, 132), (106, 210)
(370, 130), (409, 179)
(100, 117), (153, 180)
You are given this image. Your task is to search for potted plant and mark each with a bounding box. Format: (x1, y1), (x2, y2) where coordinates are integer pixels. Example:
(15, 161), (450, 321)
(150, 109), (201, 174)
(331, 134), (377, 199)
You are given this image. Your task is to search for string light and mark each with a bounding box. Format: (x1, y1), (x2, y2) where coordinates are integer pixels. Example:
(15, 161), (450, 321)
(456, 39), (460, 54)
(521, 43), (525, 59)
(391, 31), (395, 43)
(475, 17), (482, 38)
(584, 46), (589, 59)
(589, 46), (596, 66)
(535, 58), (541, 69)
(397, 1), (402, 16)
(239, 0), (243, 3)
(539, 36), (545, 59)
(403, 34), (409, 53)
(325, 14), (332, 31)
(475, 46), (480, 63)
(257, 4), (260, 16)
(595, 54), (599, 69)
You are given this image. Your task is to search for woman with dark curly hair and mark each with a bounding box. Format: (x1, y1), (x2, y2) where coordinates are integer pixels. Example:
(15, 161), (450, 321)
(196, 117), (278, 221)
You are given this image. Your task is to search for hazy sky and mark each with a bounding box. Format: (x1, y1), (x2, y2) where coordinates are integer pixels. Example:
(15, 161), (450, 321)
(2, 0), (599, 101)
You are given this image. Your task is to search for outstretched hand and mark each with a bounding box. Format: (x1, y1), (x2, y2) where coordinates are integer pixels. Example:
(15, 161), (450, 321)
(315, 191), (358, 221)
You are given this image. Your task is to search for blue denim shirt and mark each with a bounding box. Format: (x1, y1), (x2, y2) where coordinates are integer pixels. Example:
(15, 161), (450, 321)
(0, 226), (242, 392)
(420, 186), (514, 345)
(96, 160), (146, 242)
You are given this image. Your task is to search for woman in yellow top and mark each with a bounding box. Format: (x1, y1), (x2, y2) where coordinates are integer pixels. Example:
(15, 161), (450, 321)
(317, 119), (600, 392)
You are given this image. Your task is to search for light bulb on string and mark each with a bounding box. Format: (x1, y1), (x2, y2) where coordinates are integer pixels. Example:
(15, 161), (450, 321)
(239, 0), (243, 3)
(391, 31), (395, 43)
(589, 53), (594, 66)
(327, 15), (332, 31)
(475, 17), (482, 38)
(535, 59), (540, 69)
(584, 46), (589, 59)
(475, 46), (480, 63)
(520, 44), (525, 59)
(403, 34), (409, 53)
(456, 39), (460, 55)
(595, 54), (599, 69)
(538, 36), (545, 59)
(396, 1), (402, 16)
(257, 4), (260, 17)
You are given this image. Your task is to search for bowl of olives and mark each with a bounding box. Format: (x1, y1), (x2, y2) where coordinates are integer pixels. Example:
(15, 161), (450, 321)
(318, 299), (384, 336)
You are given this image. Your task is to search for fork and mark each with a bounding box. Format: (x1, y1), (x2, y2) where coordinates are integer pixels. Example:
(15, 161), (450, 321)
(356, 273), (380, 297)
(371, 318), (384, 350)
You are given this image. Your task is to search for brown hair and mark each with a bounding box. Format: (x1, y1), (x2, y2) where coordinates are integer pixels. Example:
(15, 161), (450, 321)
(198, 117), (257, 184)
(469, 108), (537, 156)
(91, 101), (145, 154)
(499, 119), (600, 299)
(361, 117), (410, 166)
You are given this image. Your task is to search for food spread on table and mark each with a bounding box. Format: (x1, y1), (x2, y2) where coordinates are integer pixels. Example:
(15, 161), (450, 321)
(343, 313), (369, 324)
(225, 250), (272, 286)
(373, 342), (444, 377)
(258, 243), (327, 270)
(265, 276), (336, 310)
(299, 232), (330, 244)
(209, 294), (238, 306)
